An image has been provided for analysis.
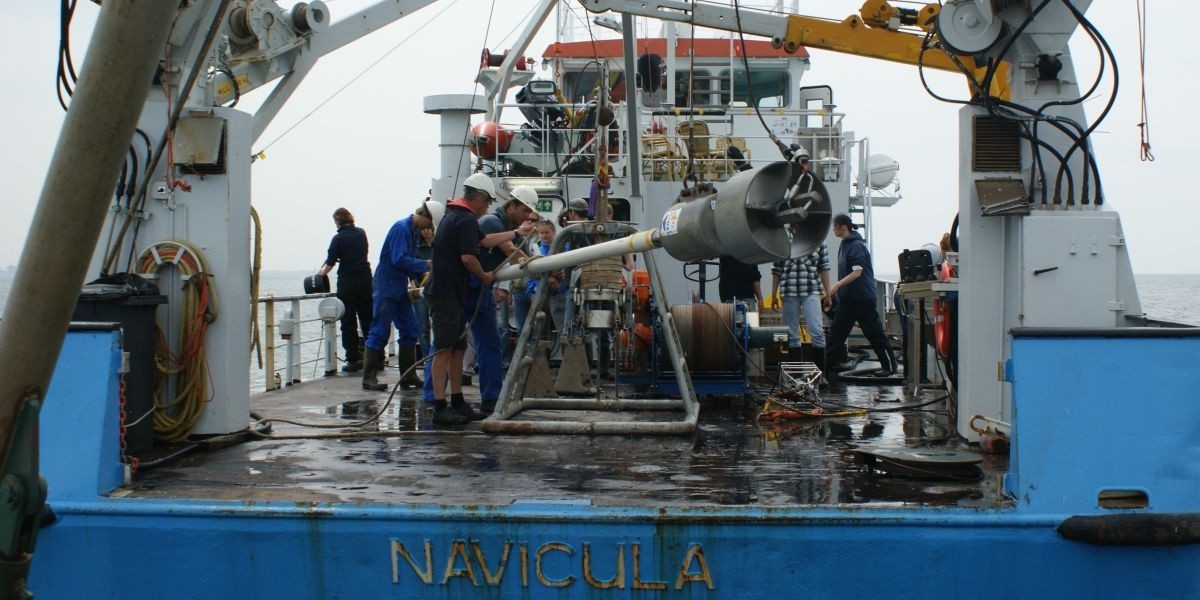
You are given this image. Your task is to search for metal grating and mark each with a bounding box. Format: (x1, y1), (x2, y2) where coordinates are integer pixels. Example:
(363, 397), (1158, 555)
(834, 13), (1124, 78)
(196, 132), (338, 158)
(972, 116), (1021, 172)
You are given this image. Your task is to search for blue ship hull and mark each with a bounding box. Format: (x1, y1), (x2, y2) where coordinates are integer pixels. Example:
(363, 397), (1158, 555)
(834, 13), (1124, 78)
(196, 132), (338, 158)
(32, 500), (1198, 598)
(28, 327), (1200, 598)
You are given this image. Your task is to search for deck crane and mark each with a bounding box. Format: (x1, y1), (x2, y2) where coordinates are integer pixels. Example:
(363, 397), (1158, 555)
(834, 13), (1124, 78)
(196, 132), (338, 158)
(585, 0), (1143, 440)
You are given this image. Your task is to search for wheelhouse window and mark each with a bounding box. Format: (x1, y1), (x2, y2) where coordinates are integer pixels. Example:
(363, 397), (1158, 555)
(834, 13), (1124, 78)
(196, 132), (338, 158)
(674, 69), (713, 108)
(718, 68), (790, 108)
(562, 70), (600, 103)
(562, 70), (630, 105)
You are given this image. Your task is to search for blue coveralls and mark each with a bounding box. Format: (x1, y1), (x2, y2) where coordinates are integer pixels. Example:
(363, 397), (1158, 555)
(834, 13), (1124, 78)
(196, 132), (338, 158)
(365, 215), (427, 352)
(421, 282), (501, 403)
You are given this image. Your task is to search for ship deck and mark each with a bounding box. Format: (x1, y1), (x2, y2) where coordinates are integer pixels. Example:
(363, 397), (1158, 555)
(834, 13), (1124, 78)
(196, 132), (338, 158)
(127, 370), (1011, 509)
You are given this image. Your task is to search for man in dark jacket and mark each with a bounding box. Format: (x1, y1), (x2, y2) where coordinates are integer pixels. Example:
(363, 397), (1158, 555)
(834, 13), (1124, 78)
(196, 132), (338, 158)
(823, 214), (897, 377)
(317, 208), (372, 373)
(719, 256), (763, 309)
(424, 174), (534, 424)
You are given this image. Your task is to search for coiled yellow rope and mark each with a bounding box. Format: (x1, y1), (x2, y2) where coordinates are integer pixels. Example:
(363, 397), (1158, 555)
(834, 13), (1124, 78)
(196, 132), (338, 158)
(136, 240), (218, 443)
(249, 206), (263, 366)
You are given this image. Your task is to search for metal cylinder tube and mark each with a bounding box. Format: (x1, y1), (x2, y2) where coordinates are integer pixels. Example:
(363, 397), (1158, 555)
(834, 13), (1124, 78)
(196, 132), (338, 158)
(494, 229), (660, 282)
(658, 161), (831, 263)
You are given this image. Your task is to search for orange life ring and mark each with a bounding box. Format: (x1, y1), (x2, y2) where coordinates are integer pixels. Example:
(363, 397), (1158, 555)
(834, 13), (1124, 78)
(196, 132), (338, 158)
(933, 298), (950, 356)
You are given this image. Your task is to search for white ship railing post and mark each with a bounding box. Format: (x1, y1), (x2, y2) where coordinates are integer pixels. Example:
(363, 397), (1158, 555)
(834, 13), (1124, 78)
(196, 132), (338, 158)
(264, 297), (277, 391)
(290, 299), (302, 383)
(279, 308), (296, 386)
(322, 313), (338, 376)
(389, 326), (398, 367)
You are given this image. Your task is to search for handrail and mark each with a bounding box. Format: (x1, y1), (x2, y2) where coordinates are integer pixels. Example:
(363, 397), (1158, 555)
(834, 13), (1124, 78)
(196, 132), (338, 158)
(256, 293), (342, 392)
(489, 101), (848, 184)
(254, 292), (410, 392)
(257, 292), (335, 303)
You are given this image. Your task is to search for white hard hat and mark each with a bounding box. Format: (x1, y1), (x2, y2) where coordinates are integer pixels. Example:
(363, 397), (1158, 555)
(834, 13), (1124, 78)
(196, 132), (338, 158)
(510, 185), (539, 212)
(424, 200), (445, 229)
(463, 172), (496, 199)
(795, 145), (810, 160)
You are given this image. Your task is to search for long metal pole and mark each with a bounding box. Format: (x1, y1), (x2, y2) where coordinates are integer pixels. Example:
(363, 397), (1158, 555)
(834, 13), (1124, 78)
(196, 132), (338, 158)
(493, 229), (660, 282)
(0, 1), (180, 462)
(621, 12), (642, 200)
(488, 0), (558, 121)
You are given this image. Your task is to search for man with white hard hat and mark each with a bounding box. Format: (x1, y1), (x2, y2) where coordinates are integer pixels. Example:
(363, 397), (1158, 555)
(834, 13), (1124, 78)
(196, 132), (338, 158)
(424, 174), (536, 423)
(422, 181), (540, 416)
(360, 199), (444, 392)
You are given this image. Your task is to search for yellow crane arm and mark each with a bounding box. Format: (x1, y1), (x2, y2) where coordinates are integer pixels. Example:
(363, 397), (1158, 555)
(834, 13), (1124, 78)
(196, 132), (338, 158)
(778, 4), (1008, 99)
(582, 0), (1009, 99)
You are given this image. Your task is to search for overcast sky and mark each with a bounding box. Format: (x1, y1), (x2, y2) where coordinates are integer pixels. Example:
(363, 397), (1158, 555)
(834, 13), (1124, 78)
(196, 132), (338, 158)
(0, 1), (1194, 275)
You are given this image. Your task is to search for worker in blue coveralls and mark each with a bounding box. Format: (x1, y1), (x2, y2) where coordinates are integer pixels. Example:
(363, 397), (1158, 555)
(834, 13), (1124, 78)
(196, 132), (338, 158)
(422, 183), (539, 415)
(360, 200), (444, 391)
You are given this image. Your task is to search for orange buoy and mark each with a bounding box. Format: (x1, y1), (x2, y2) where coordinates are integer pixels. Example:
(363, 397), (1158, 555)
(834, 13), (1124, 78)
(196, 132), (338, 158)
(933, 298), (951, 356)
(469, 121), (512, 159)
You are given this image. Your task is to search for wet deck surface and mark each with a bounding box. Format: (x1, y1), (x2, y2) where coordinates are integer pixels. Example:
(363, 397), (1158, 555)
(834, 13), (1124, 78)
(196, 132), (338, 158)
(130, 369), (1010, 509)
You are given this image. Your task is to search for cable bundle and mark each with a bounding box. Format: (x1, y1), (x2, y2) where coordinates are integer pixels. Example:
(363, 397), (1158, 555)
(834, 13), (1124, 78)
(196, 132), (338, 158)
(137, 241), (218, 443)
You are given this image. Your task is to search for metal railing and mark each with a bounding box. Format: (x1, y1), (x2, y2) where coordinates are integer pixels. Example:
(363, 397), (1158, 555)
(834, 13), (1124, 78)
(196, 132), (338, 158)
(491, 102), (847, 185)
(256, 293), (340, 392)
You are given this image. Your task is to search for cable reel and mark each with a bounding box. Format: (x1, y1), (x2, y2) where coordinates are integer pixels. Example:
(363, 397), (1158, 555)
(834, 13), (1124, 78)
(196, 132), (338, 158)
(936, 0), (1004, 55)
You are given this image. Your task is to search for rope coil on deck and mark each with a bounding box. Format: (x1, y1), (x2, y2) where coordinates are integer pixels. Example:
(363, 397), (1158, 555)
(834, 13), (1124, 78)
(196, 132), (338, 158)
(136, 239), (217, 443)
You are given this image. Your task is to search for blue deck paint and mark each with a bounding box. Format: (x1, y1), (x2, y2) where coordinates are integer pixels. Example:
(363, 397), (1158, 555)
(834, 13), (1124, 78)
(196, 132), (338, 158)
(38, 327), (125, 501)
(1010, 331), (1200, 513)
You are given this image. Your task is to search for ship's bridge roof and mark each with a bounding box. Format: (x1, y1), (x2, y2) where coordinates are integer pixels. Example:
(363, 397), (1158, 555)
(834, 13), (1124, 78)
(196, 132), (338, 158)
(543, 38), (809, 60)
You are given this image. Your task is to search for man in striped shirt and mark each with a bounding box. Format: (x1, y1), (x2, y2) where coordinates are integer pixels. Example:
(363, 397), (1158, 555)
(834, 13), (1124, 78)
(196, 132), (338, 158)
(772, 242), (832, 385)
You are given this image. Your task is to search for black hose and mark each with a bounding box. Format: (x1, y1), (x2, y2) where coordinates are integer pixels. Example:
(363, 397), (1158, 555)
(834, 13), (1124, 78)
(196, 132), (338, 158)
(56, 0), (80, 111)
(837, 368), (903, 385)
(216, 66), (240, 108)
(133, 442), (200, 472)
(949, 213), (959, 253)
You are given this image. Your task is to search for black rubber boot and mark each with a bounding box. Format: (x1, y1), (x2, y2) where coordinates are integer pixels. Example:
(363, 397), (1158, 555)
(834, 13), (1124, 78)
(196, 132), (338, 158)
(873, 345), (897, 377)
(454, 403), (487, 422)
(823, 347), (841, 379)
(341, 359), (362, 373)
(432, 401), (469, 425)
(361, 347), (388, 391)
(399, 346), (423, 390)
(811, 347), (829, 391)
